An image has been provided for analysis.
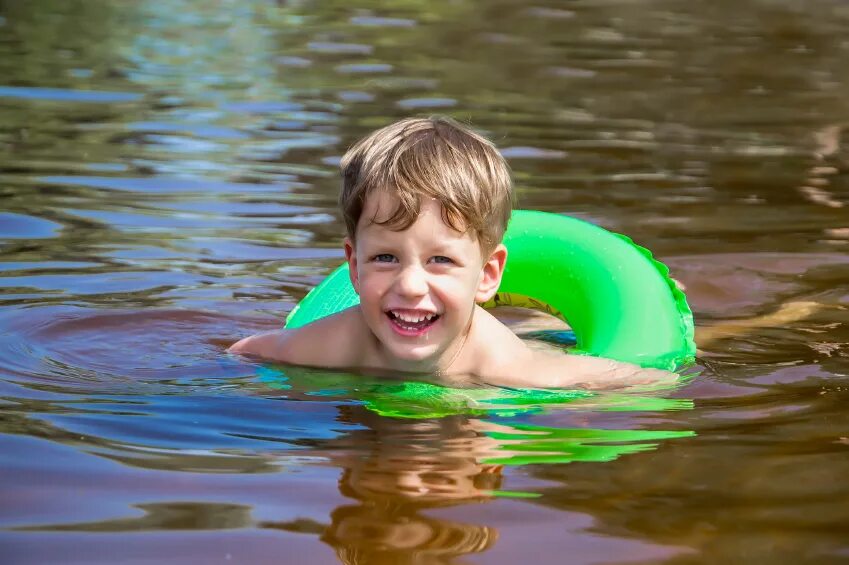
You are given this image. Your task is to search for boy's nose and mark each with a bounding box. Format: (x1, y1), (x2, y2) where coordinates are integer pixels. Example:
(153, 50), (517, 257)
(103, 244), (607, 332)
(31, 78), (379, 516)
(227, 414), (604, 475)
(395, 265), (429, 297)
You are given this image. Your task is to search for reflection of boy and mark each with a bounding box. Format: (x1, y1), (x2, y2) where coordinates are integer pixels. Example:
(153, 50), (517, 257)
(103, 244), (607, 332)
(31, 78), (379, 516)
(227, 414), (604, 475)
(324, 468), (499, 564)
(322, 410), (500, 564)
(231, 117), (674, 389)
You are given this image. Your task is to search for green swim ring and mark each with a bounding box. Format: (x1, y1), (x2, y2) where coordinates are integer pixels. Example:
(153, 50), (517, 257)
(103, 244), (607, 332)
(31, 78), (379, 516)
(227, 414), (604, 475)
(285, 210), (695, 371)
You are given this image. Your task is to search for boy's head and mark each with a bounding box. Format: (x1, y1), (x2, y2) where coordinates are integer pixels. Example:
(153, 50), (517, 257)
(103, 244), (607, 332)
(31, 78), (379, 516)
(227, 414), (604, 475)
(339, 116), (514, 251)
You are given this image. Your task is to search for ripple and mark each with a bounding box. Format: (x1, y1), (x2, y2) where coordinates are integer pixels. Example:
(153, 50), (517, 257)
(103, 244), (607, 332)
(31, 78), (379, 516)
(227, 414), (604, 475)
(0, 213), (62, 239)
(500, 146), (567, 159)
(137, 134), (224, 153)
(219, 100), (302, 114)
(396, 97), (457, 109)
(349, 16), (416, 28)
(65, 208), (311, 231)
(334, 63), (393, 74)
(151, 201), (316, 216)
(524, 7), (575, 19)
(337, 90), (375, 103)
(0, 86), (142, 103)
(191, 239), (341, 262)
(276, 56), (313, 67)
(126, 121), (250, 140)
(240, 134), (341, 160)
(0, 270), (199, 297)
(549, 66), (597, 78)
(39, 176), (296, 194)
(306, 42), (373, 55)
(0, 307), (238, 383)
(0, 262), (99, 273)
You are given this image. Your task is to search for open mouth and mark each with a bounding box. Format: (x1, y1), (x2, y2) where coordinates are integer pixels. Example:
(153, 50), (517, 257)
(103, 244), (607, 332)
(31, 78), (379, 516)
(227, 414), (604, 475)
(386, 310), (440, 335)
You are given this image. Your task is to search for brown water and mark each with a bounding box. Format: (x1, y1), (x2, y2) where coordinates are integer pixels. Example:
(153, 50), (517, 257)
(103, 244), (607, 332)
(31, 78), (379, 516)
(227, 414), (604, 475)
(1, 1), (848, 563)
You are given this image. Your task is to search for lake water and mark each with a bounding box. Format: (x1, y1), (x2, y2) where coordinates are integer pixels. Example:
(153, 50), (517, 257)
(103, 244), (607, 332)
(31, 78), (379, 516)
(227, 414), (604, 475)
(1, 1), (848, 563)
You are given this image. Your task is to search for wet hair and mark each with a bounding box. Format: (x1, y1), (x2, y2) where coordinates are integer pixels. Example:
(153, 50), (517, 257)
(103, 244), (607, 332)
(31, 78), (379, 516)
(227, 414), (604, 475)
(339, 116), (514, 250)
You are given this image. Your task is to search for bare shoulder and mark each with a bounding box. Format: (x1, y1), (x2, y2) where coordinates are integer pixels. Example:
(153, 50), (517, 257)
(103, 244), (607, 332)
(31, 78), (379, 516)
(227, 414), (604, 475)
(467, 310), (677, 390)
(464, 307), (537, 377)
(228, 307), (366, 367)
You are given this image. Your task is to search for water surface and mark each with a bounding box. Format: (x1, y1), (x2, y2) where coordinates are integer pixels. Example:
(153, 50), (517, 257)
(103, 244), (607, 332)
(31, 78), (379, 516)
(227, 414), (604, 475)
(1, 1), (848, 563)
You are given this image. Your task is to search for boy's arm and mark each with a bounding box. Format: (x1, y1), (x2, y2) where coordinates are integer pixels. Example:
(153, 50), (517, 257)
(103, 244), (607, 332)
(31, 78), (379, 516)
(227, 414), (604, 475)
(228, 308), (361, 367)
(228, 329), (293, 361)
(472, 313), (677, 391)
(535, 353), (679, 390)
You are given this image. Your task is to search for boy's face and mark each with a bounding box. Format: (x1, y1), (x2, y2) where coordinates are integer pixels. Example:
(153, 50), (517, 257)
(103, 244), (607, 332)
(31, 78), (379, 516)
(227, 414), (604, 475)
(344, 192), (506, 372)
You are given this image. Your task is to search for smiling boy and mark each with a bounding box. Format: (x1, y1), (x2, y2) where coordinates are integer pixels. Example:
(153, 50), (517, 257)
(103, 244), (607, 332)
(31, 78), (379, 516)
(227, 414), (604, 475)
(230, 117), (675, 389)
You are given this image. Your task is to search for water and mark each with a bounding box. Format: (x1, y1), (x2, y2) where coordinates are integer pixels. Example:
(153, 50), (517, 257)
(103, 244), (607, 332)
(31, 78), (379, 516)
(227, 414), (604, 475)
(1, 1), (848, 563)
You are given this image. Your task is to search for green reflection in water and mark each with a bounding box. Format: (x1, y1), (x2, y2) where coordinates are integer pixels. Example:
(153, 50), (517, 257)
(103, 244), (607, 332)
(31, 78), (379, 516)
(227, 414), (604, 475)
(257, 364), (693, 418)
(256, 364), (695, 475)
(479, 423), (695, 466)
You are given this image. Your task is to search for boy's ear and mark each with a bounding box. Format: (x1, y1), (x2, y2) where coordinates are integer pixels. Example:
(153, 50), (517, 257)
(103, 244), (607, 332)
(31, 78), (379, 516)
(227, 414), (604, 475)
(344, 237), (360, 294)
(475, 244), (507, 303)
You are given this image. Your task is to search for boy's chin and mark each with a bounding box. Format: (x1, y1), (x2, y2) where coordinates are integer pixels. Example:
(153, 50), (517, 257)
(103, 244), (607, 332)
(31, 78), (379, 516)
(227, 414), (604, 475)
(383, 343), (444, 372)
(390, 346), (440, 365)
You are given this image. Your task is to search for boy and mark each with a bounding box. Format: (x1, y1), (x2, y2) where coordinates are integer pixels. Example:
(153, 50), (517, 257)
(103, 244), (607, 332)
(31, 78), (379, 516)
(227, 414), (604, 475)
(230, 117), (674, 390)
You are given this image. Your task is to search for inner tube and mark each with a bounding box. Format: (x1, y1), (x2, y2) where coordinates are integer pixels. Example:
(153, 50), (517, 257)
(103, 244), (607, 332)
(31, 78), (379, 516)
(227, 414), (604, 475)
(285, 210), (695, 371)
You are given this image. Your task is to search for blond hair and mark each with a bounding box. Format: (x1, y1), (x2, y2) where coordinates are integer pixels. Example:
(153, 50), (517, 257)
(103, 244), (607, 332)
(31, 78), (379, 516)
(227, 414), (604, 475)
(339, 116), (513, 250)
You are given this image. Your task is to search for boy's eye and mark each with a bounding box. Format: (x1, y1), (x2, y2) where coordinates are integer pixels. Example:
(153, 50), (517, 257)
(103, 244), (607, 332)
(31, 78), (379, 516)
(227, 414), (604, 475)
(430, 255), (453, 264)
(373, 253), (397, 263)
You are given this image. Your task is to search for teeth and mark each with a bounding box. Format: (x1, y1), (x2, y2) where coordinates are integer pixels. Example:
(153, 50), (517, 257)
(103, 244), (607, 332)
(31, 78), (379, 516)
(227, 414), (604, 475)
(392, 311), (436, 323)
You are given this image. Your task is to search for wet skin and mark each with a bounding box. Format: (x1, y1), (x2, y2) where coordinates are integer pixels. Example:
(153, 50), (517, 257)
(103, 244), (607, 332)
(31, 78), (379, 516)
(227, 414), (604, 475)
(343, 192), (507, 374)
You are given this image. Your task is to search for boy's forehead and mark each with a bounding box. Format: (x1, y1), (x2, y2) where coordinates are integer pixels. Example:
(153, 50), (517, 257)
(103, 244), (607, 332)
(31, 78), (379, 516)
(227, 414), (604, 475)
(360, 191), (447, 227)
(357, 191), (479, 243)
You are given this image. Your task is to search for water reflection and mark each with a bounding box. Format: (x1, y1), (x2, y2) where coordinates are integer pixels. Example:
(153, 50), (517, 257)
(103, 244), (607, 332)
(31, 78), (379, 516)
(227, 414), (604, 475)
(2, 356), (694, 564)
(318, 409), (502, 564)
(272, 377), (694, 563)
(16, 502), (255, 532)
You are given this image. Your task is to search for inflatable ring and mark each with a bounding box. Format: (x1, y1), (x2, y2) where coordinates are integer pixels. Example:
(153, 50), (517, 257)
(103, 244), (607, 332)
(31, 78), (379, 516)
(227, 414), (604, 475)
(285, 210), (695, 370)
